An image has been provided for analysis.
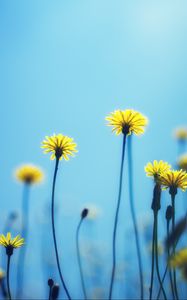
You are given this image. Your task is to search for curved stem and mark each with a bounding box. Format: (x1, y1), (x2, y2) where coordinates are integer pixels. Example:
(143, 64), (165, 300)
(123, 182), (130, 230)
(155, 212), (167, 300)
(76, 218), (87, 299)
(156, 219), (175, 300)
(109, 134), (127, 300)
(51, 158), (71, 300)
(16, 184), (30, 298)
(149, 216), (155, 300)
(128, 136), (144, 300)
(167, 219), (175, 300)
(171, 194), (179, 300)
(7, 255), (11, 300)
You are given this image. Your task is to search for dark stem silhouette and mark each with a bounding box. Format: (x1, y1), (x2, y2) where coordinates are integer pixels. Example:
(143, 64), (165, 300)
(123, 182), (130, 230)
(171, 193), (179, 300)
(109, 134), (126, 300)
(7, 255), (11, 300)
(51, 158), (71, 300)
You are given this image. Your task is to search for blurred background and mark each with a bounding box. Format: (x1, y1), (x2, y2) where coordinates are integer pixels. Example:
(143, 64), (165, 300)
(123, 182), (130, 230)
(1, 0), (187, 299)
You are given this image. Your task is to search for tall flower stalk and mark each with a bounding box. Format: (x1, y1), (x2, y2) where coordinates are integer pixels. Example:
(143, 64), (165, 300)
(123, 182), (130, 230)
(76, 208), (89, 300)
(0, 233), (24, 300)
(15, 164), (43, 297)
(127, 135), (144, 299)
(106, 109), (148, 299)
(109, 133), (126, 300)
(41, 133), (77, 300)
(160, 169), (187, 300)
(145, 160), (171, 300)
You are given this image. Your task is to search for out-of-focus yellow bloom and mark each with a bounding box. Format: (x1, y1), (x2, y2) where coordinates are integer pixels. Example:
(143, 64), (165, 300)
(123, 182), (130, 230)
(178, 154), (187, 171)
(170, 248), (187, 268)
(169, 248), (187, 279)
(160, 169), (187, 192)
(144, 160), (171, 181)
(15, 164), (43, 184)
(0, 233), (24, 250)
(105, 109), (148, 136)
(41, 134), (77, 161)
(174, 128), (187, 141)
(0, 268), (5, 280)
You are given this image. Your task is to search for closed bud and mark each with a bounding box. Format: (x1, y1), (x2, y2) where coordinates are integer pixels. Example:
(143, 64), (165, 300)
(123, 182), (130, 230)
(81, 208), (89, 219)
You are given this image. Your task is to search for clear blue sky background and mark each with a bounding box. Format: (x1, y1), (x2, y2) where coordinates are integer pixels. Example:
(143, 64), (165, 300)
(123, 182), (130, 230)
(1, 1), (187, 299)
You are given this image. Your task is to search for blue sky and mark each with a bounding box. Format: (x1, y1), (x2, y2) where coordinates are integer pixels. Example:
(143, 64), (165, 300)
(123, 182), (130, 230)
(1, 1), (187, 298)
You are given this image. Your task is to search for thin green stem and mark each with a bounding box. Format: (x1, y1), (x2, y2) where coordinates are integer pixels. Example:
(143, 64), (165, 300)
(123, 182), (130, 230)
(16, 184), (30, 298)
(7, 255), (11, 300)
(171, 194), (179, 300)
(109, 134), (127, 300)
(128, 136), (144, 300)
(149, 216), (155, 300)
(156, 219), (175, 300)
(167, 219), (175, 300)
(51, 158), (71, 300)
(155, 212), (167, 300)
(76, 218), (87, 300)
(49, 286), (52, 300)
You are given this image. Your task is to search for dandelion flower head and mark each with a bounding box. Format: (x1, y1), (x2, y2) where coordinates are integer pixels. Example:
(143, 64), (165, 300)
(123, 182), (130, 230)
(178, 154), (187, 171)
(0, 233), (24, 255)
(15, 164), (43, 184)
(41, 134), (77, 161)
(106, 109), (148, 136)
(144, 160), (171, 182)
(169, 248), (187, 280)
(160, 169), (187, 192)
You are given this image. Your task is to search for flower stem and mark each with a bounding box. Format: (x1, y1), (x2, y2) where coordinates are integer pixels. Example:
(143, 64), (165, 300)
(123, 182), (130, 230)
(149, 215), (155, 300)
(76, 218), (87, 300)
(154, 212), (167, 300)
(156, 218), (175, 300)
(7, 255), (11, 300)
(109, 134), (127, 300)
(51, 158), (71, 300)
(127, 136), (144, 300)
(167, 218), (175, 300)
(16, 183), (30, 298)
(171, 193), (179, 300)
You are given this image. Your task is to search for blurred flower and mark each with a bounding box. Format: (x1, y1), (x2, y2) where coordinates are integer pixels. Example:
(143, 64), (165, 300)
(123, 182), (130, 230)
(170, 248), (187, 268)
(178, 154), (187, 171)
(0, 268), (5, 280)
(91, 287), (105, 300)
(160, 169), (187, 192)
(174, 128), (187, 142)
(41, 133), (77, 160)
(105, 109), (148, 136)
(169, 248), (187, 280)
(145, 160), (171, 182)
(147, 241), (163, 255)
(15, 164), (43, 184)
(0, 233), (24, 255)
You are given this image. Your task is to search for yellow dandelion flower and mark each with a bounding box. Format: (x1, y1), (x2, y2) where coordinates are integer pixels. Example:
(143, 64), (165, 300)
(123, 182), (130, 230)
(174, 128), (187, 141)
(41, 134), (78, 161)
(160, 169), (187, 192)
(15, 164), (43, 184)
(105, 109), (148, 136)
(169, 248), (187, 268)
(178, 154), (187, 171)
(0, 233), (24, 255)
(145, 160), (171, 181)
